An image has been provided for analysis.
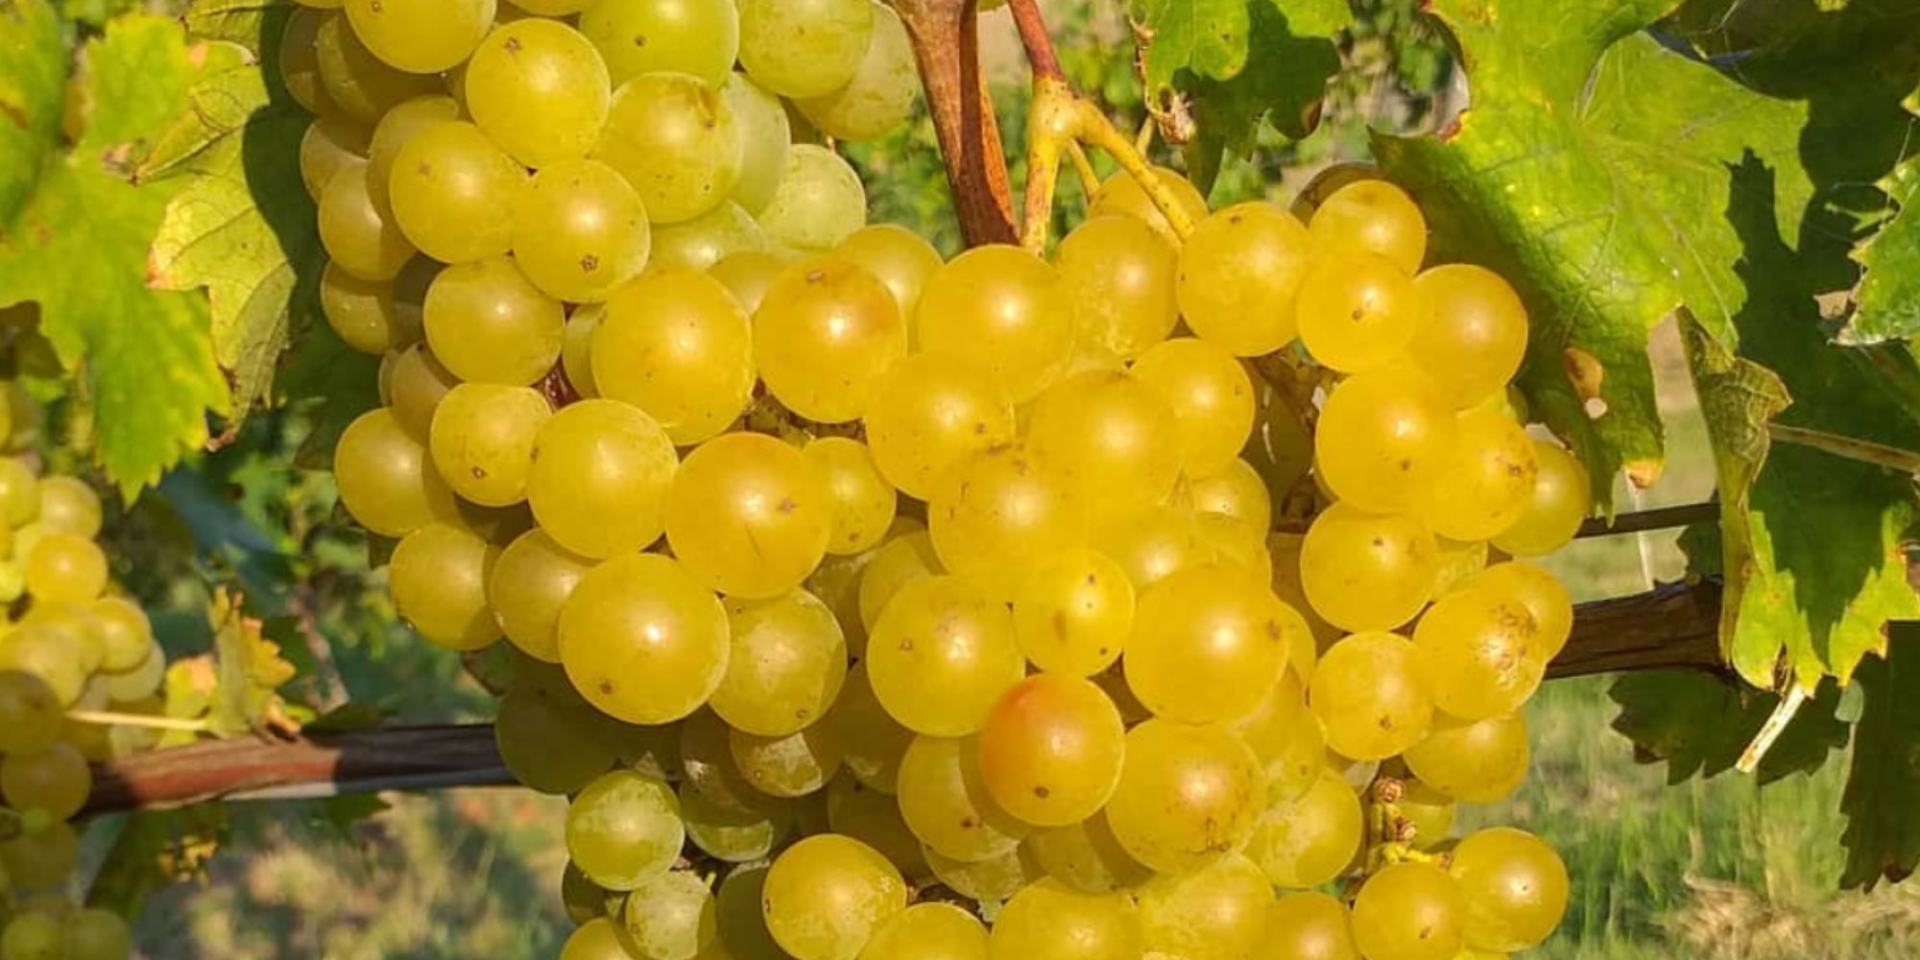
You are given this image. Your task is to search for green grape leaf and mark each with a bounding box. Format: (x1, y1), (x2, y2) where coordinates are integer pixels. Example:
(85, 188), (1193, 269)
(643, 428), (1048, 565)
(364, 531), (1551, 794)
(207, 586), (301, 738)
(1842, 627), (1920, 890)
(0, 0), (65, 227)
(0, 7), (229, 497)
(1610, 670), (1850, 786)
(86, 806), (232, 919)
(1848, 116), (1920, 344)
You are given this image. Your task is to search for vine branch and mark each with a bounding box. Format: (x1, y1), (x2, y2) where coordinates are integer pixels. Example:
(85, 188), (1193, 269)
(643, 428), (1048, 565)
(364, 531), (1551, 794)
(891, 0), (1018, 245)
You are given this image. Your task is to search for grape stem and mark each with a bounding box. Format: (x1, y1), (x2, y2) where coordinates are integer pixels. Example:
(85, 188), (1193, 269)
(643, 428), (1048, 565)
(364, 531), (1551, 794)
(67, 710), (213, 733)
(1735, 683), (1810, 776)
(892, 0), (1019, 245)
(1007, 0), (1063, 82)
(1767, 423), (1920, 476)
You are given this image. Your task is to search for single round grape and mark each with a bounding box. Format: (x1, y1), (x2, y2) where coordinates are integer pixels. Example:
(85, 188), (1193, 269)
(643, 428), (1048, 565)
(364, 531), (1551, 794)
(1136, 853), (1273, 960)
(1105, 719), (1265, 874)
(385, 345), (458, 443)
(2, 911), (65, 960)
(344, 0), (492, 73)
(652, 202), (766, 271)
(0, 742), (90, 820)
(862, 352), (1017, 500)
(832, 225), (942, 321)
(1124, 564), (1296, 725)
(385, 121), (523, 265)
(563, 305), (604, 397)
(762, 835), (907, 960)
(1184, 456), (1272, 527)
(1088, 166), (1207, 243)
(488, 528), (594, 662)
(593, 267), (753, 444)
(737, 0), (873, 98)
(1410, 265), (1528, 408)
(1310, 630), (1433, 760)
(895, 734), (1029, 861)
(100, 642), (165, 704)
(389, 522), (501, 651)
(1246, 769), (1363, 889)
(866, 575), (1023, 737)
(1130, 337), (1256, 476)
(281, 8), (336, 114)
(824, 776), (928, 875)
(710, 589), (848, 737)
(1351, 862), (1466, 960)
(1315, 368), (1459, 514)
(988, 877), (1143, 960)
(679, 778), (794, 863)
(794, 2), (917, 142)
(1265, 892), (1361, 960)
(933, 443), (1085, 597)
(1412, 587), (1543, 721)
(1490, 440), (1590, 557)
(559, 553), (728, 723)
(1296, 252), (1418, 373)
(731, 722), (843, 797)
(0, 672), (64, 756)
(0, 626), (85, 706)
(597, 72), (742, 225)
(1178, 201), (1313, 356)
(620, 870), (719, 960)
(804, 438), (898, 556)
(422, 256), (565, 386)
(665, 433), (833, 599)
(1417, 406), (1538, 541)
(582, 0), (738, 86)
(977, 674), (1125, 827)
(314, 11), (440, 124)
(0, 457), (36, 526)
(721, 72), (792, 215)
(318, 160), (415, 281)
(567, 769), (684, 890)
(917, 245), (1075, 403)
(858, 902), (987, 960)
(333, 407), (457, 538)
(428, 383), (550, 507)
(756, 144), (868, 253)
(1054, 214), (1178, 361)
(1308, 179), (1428, 274)
(321, 264), (412, 356)
(559, 918), (630, 960)
(1095, 504), (1213, 590)
(63, 908), (132, 960)
(23, 532), (107, 605)
(0, 820), (78, 889)
(1026, 811), (1151, 894)
(1471, 562), (1573, 661)
(466, 19), (611, 167)
(1403, 711), (1529, 803)
(1233, 669), (1326, 805)
(1449, 828), (1569, 952)
(828, 662), (915, 794)
(299, 114), (369, 201)
(1026, 370), (1183, 522)
(755, 257), (908, 423)
(1298, 502), (1440, 633)
(1011, 547), (1132, 676)
(493, 684), (621, 794)
(680, 707), (778, 812)
(511, 162), (651, 305)
(856, 529), (943, 635)
(366, 94), (461, 212)
(526, 399), (678, 558)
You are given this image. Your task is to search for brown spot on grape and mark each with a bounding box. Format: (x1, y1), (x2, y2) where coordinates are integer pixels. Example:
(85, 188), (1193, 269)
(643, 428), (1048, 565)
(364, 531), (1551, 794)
(973, 422), (988, 435)
(370, 0), (382, 11)
(1371, 537), (1386, 548)
(633, 34), (648, 47)
(796, 708), (810, 720)
(779, 496), (798, 514)
(1351, 307), (1366, 322)
(807, 269), (826, 283)
(960, 817), (977, 829)
(580, 254), (600, 273)
(598, 680), (615, 695)
(471, 466), (487, 479)
(899, 637), (914, 652)
(1034, 786), (1050, 799)
(504, 37), (522, 54)
(1399, 458), (1412, 471)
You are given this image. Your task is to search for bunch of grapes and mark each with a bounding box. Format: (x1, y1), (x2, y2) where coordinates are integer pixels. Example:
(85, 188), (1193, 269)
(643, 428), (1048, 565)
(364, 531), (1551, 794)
(0, 390), (153, 960)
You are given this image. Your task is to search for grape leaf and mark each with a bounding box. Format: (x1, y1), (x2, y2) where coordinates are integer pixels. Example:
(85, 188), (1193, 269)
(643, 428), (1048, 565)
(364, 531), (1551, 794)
(1848, 104), (1920, 344)
(1843, 626), (1920, 890)
(207, 586), (300, 737)
(0, 0), (64, 226)
(0, 7), (230, 497)
(1609, 670), (1849, 785)
(87, 806), (232, 919)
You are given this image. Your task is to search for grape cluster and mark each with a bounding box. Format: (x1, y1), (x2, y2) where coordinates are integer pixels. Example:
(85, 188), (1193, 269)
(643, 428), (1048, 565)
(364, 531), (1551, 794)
(0, 392), (151, 960)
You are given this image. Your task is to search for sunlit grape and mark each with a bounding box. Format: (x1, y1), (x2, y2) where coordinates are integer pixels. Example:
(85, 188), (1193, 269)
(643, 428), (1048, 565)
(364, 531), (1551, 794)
(863, 352), (1017, 500)
(858, 902), (988, 960)
(595, 266), (754, 444)
(1088, 166), (1207, 243)
(794, 2), (918, 142)
(1124, 564), (1294, 725)
(755, 257), (908, 423)
(1410, 264), (1529, 408)
(1416, 406), (1538, 542)
(1308, 179), (1428, 273)
(1054, 214), (1178, 360)
(737, 0), (874, 98)
(1411, 587), (1544, 721)
(1402, 711), (1529, 804)
(666, 432), (834, 599)
(1449, 827), (1570, 952)
(1105, 719), (1265, 874)
(1178, 201), (1313, 356)
(867, 576), (1024, 737)
(527, 398), (678, 559)
(1296, 252), (1418, 373)
(1309, 631), (1433, 761)
(977, 674), (1125, 827)
(1011, 547), (1133, 676)
(1350, 862), (1466, 960)
(762, 834), (907, 960)
(512, 158), (653, 303)
(1026, 369), (1183, 523)
(566, 769), (684, 890)
(927, 443), (1087, 600)
(1314, 368), (1459, 514)
(559, 553), (729, 724)
(988, 876), (1143, 960)
(1130, 337), (1256, 476)
(422, 255), (566, 386)
(465, 19), (611, 167)
(1297, 502), (1439, 633)
(429, 383), (551, 507)
(1471, 561), (1573, 661)
(1136, 853), (1273, 960)
(598, 72), (742, 225)
(581, 0), (739, 86)
(1490, 440), (1591, 557)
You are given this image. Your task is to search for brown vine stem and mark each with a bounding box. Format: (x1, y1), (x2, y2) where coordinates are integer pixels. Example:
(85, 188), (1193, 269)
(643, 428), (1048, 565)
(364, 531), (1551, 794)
(891, 0), (1018, 245)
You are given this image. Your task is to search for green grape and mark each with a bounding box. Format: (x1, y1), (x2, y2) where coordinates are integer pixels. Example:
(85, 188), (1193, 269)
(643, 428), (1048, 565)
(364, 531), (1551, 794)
(333, 407), (458, 538)
(559, 553), (728, 723)
(825, 776), (929, 876)
(721, 73), (791, 215)
(1011, 547), (1133, 677)
(988, 877), (1143, 960)
(1295, 252), (1418, 374)
(731, 719), (843, 797)
(593, 267), (753, 444)
(489, 529), (595, 662)
(862, 352), (1016, 500)
(1396, 779), (1456, 849)
(866, 576), (1023, 737)
(827, 663), (914, 793)
(1411, 588), (1543, 721)
(385, 344), (459, 443)
(977, 674), (1125, 827)
(924, 841), (1041, 901)
(737, 0), (873, 98)
(365, 94), (460, 210)
(1247, 769), (1362, 889)
(794, 2), (917, 142)
(1123, 563), (1294, 725)
(665, 433), (833, 599)
(562, 862), (607, 925)
(0, 820), (78, 890)
(832, 225), (942, 321)
(1307, 179), (1428, 274)
(1026, 811), (1151, 894)
(511, 158), (653, 304)
(1178, 201), (1312, 356)
(1, 911), (64, 960)
(321, 264), (413, 356)
(281, 8), (336, 114)
(598, 73), (742, 225)
(0, 742), (90, 820)
(428, 383), (551, 507)
(1470, 562), (1572, 661)
(494, 684), (620, 793)
(1234, 669), (1326, 806)
(652, 202), (766, 271)
(1184, 458), (1273, 533)
(559, 918), (631, 960)
(388, 121), (523, 265)
(1297, 502), (1440, 632)
(563, 306), (604, 398)
(708, 590), (848, 737)
(1409, 265), (1528, 408)
(1137, 853), (1273, 960)
(928, 444), (1087, 600)
(1026, 370), (1181, 522)
(1105, 719), (1265, 874)
(622, 870), (719, 960)
(856, 529), (943, 634)
(708, 250), (785, 314)
(1448, 828), (1568, 952)
(762, 835), (907, 960)
(20, 603), (104, 674)
(680, 778), (795, 863)
(1402, 711), (1528, 803)
(800, 439), (896, 555)
(0, 456), (36, 525)
(756, 144), (868, 253)
(1351, 862), (1465, 960)
(1053, 213), (1178, 361)
(389, 522), (501, 651)
(916, 245), (1074, 403)
(63, 908), (132, 960)
(1416, 407), (1537, 542)
(344, 0), (492, 73)
(0, 672), (63, 756)
(859, 902), (987, 960)
(422, 255), (565, 386)
(1095, 504), (1213, 590)
(23, 532), (107, 605)
(567, 769), (685, 891)
(1088, 166), (1207, 244)
(314, 11), (440, 123)
(895, 734), (1029, 861)
(1130, 337), (1256, 476)
(755, 257), (908, 423)
(465, 19), (610, 167)
(1489, 441), (1590, 558)
(1265, 892), (1361, 960)
(319, 160), (416, 281)
(1309, 631), (1432, 760)
(300, 114), (369, 201)
(100, 642), (165, 703)
(582, 0), (738, 86)
(1315, 369), (1458, 513)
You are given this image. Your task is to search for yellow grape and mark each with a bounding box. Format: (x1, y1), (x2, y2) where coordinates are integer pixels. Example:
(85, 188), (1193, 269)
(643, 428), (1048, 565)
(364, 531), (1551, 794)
(710, 589), (849, 737)
(0, 742), (90, 820)
(597, 72), (742, 225)
(22, 533), (106, 605)
(421, 255), (566, 387)
(1309, 631), (1433, 761)
(894, 734), (1029, 862)
(0, 821), (79, 891)
(1124, 564), (1295, 724)
(1182, 457), (1273, 534)
(385, 343), (458, 441)
(280, 9), (336, 114)
(737, 0), (875, 99)
(428, 383), (552, 507)
(314, 11), (440, 124)
(320, 263), (415, 357)
(511, 158), (654, 304)
(1246, 768), (1362, 889)
(665, 432), (833, 599)
(318, 160), (415, 281)
(1490, 440), (1591, 557)
(1136, 853), (1274, 960)
(1295, 252), (1418, 374)
(558, 553), (729, 724)
(651, 201), (766, 272)
(1411, 587), (1544, 721)
(1265, 892), (1361, 960)
(566, 769), (684, 891)
(1402, 711), (1530, 804)
(0, 456), (36, 525)
(526, 398), (678, 559)
(387, 119), (524, 266)
(333, 407), (457, 538)
(1410, 264), (1529, 408)
(923, 842), (1044, 903)
(756, 143), (868, 253)
(755, 257), (908, 423)
(1088, 166), (1207, 243)
(832, 224), (944, 320)
(988, 877), (1143, 960)
(1177, 201), (1313, 356)
(299, 114), (368, 201)
(89, 597), (152, 672)
(343, 0), (492, 74)
(1026, 369), (1183, 522)
(488, 529), (594, 663)
(1416, 407), (1538, 542)
(916, 245), (1076, 403)
(792, 2), (919, 142)
(1096, 504), (1214, 590)
(927, 443), (1087, 601)
(465, 19), (611, 167)
(1233, 669), (1327, 806)
(1471, 561), (1573, 661)
(730, 722), (843, 797)
(977, 674), (1126, 827)
(1026, 811), (1152, 894)
(1350, 862), (1466, 960)
(825, 776), (928, 878)
(858, 902), (988, 960)
(856, 528), (943, 636)
(708, 249), (786, 314)
(594, 266), (755, 444)
(1297, 502), (1440, 633)
(621, 870), (719, 960)
(1449, 827), (1569, 952)
(804, 438), (899, 556)
(389, 522), (502, 651)
(1130, 337), (1256, 476)
(827, 662), (915, 794)
(862, 351), (1016, 500)
(679, 774), (794, 864)
(1314, 368), (1459, 514)
(579, 0), (738, 87)
(866, 576), (1023, 737)
(1307, 179), (1428, 274)
(1053, 214), (1179, 360)
(721, 72), (791, 215)
(1011, 547), (1134, 677)
(1104, 719), (1265, 874)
